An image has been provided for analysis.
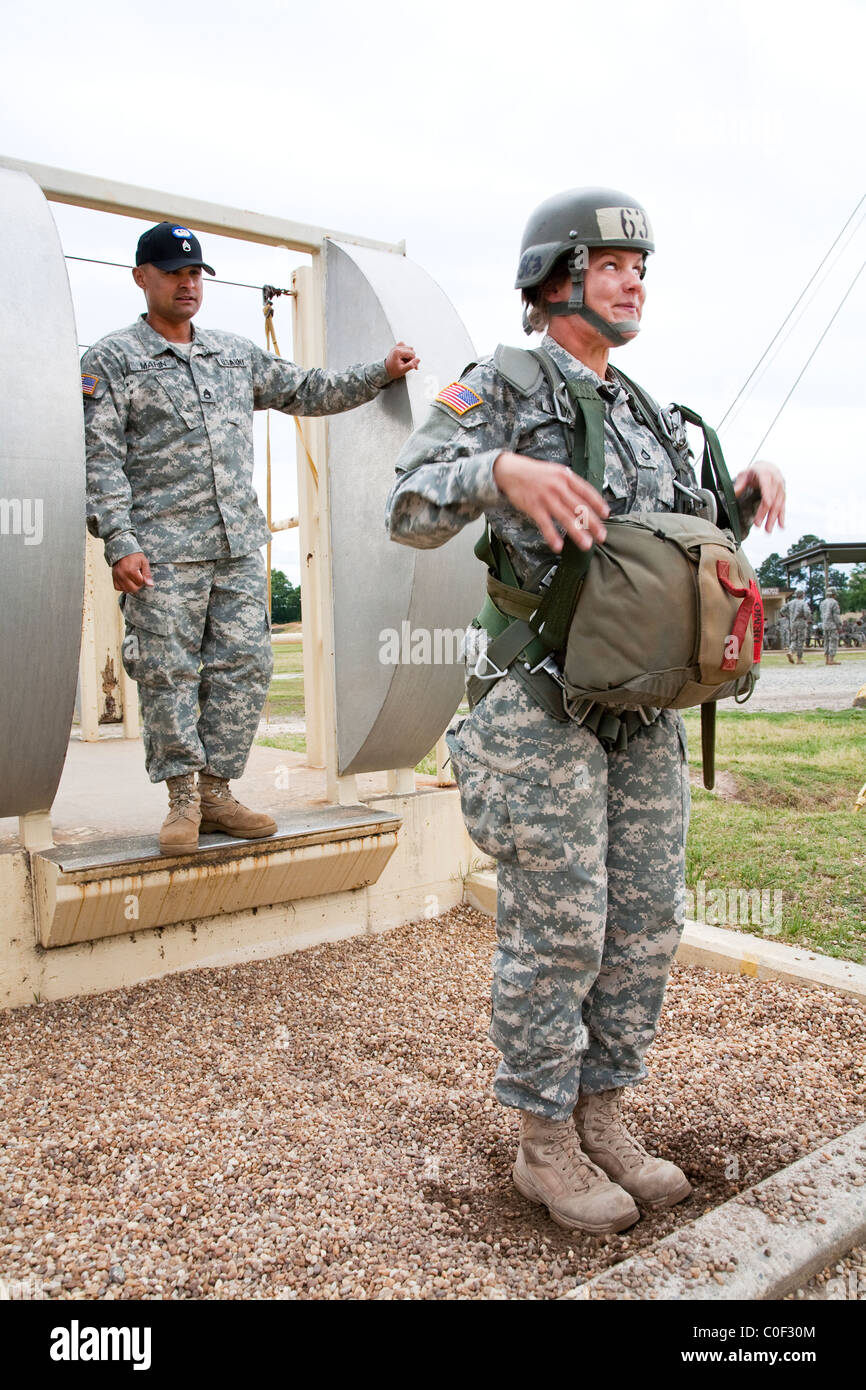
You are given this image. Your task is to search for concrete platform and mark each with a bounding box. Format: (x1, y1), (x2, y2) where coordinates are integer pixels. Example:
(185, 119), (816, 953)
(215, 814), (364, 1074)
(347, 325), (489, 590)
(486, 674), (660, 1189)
(0, 734), (479, 1010)
(0, 731), (397, 853)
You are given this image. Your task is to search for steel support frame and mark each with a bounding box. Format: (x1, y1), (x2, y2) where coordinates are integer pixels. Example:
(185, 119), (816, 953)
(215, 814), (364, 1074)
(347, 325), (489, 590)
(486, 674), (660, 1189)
(0, 155), (407, 816)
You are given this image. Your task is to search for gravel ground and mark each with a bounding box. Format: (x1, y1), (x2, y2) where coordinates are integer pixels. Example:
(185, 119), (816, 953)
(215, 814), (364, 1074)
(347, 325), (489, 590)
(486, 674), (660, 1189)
(1, 906), (863, 1302)
(784, 1244), (866, 1300)
(732, 657), (866, 713)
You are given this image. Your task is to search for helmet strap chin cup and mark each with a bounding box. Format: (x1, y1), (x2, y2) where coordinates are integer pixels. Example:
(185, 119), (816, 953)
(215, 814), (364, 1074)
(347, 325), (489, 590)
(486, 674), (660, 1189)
(577, 305), (640, 346)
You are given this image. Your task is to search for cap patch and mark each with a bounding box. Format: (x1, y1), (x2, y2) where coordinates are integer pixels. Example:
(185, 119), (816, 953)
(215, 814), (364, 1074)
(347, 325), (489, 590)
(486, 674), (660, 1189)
(81, 373), (99, 396)
(435, 382), (483, 416)
(172, 226), (192, 237)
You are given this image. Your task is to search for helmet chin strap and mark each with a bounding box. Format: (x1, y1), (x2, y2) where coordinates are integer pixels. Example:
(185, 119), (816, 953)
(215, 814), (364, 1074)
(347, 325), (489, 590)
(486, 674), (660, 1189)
(539, 253), (640, 347)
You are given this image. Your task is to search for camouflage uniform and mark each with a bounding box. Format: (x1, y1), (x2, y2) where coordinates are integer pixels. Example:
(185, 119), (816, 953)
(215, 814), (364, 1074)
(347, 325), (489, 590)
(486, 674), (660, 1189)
(777, 601), (791, 650)
(84, 315), (392, 781)
(820, 596), (841, 659)
(386, 335), (693, 1121)
(787, 597), (811, 660)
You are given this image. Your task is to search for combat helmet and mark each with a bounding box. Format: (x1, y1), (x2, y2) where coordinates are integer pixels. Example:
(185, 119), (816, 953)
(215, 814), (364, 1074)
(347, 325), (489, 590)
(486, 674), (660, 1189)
(516, 187), (654, 344)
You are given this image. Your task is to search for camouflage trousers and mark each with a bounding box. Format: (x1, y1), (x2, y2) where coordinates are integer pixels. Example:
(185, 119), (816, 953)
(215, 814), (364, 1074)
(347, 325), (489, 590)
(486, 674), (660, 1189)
(789, 620), (807, 659)
(447, 673), (689, 1122)
(778, 619), (790, 648)
(119, 552), (272, 783)
(824, 625), (839, 659)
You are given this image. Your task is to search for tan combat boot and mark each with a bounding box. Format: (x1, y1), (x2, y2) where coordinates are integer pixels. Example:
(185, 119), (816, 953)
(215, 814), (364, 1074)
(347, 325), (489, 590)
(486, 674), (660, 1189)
(575, 1089), (692, 1210)
(198, 773), (277, 839)
(159, 773), (201, 855)
(513, 1112), (639, 1233)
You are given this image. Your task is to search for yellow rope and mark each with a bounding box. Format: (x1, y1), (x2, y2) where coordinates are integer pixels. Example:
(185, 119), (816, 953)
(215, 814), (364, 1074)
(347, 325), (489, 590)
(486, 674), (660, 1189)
(261, 291), (319, 725)
(264, 299), (318, 487)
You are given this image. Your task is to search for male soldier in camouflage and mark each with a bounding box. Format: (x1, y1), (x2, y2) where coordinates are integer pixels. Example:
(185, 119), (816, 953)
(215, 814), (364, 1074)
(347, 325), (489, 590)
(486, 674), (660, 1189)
(820, 589), (842, 664)
(777, 597), (791, 652)
(386, 188), (785, 1233)
(786, 589), (811, 664)
(83, 222), (418, 852)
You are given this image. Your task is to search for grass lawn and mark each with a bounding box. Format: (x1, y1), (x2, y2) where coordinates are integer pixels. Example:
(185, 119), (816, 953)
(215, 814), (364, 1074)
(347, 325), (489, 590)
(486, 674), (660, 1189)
(682, 707), (866, 962)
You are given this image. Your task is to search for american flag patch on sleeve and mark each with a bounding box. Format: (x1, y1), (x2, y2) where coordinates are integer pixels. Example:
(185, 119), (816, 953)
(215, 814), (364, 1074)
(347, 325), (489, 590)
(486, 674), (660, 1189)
(81, 374), (99, 396)
(435, 382), (483, 415)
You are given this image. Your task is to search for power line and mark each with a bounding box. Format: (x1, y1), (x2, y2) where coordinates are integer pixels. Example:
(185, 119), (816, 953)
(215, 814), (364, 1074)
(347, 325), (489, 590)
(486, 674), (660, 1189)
(718, 193), (865, 431)
(749, 257), (865, 461)
(721, 209), (866, 434)
(64, 253), (293, 296)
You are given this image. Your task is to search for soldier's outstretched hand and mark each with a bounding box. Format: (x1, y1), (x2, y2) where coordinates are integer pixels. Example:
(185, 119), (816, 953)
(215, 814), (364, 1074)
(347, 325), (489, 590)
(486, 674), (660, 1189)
(734, 461), (786, 534)
(493, 452), (609, 553)
(385, 342), (420, 379)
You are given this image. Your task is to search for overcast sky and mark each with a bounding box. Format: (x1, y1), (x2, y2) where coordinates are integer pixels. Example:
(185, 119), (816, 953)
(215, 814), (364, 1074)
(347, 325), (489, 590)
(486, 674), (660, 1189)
(2, 0), (863, 583)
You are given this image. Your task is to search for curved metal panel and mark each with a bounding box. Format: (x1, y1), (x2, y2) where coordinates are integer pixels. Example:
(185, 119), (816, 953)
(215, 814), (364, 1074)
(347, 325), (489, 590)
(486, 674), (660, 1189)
(325, 241), (486, 776)
(0, 170), (85, 816)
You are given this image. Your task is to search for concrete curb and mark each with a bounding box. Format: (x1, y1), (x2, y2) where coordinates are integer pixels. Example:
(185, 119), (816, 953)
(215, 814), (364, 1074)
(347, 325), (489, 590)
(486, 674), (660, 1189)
(560, 1122), (866, 1300)
(463, 871), (866, 1002)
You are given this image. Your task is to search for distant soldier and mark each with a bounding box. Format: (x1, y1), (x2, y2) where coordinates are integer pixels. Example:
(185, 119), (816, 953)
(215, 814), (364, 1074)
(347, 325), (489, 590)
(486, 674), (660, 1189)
(777, 598), (791, 651)
(820, 589), (842, 665)
(855, 618), (866, 648)
(786, 590), (811, 664)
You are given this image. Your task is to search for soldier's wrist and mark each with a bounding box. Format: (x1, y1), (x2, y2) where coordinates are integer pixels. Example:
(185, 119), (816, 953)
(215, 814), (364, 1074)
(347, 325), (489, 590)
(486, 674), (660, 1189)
(105, 532), (141, 567)
(367, 360), (393, 390)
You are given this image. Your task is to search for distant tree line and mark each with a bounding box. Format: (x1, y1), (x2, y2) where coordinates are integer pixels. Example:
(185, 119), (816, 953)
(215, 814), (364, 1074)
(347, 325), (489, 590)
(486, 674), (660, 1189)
(757, 536), (865, 612)
(270, 569), (302, 624)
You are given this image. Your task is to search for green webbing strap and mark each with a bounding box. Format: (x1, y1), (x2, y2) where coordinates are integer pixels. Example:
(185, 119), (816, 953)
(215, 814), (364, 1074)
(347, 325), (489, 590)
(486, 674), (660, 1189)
(527, 376), (607, 652)
(608, 365), (692, 484)
(486, 573), (540, 621)
(465, 615), (539, 711)
(474, 518), (521, 590)
(671, 403), (742, 547)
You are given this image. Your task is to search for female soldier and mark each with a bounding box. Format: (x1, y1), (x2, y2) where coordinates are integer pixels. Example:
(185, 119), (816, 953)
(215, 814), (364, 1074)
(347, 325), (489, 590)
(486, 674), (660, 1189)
(386, 189), (785, 1234)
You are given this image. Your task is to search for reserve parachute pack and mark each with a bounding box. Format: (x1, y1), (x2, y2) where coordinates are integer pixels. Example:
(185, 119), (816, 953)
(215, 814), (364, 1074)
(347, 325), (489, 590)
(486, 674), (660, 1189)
(467, 346), (763, 787)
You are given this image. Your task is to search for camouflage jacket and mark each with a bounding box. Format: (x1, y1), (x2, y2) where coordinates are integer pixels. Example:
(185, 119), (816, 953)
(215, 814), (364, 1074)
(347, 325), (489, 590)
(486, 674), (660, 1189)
(83, 315), (393, 566)
(386, 335), (697, 583)
(788, 598), (812, 624)
(820, 597), (841, 628)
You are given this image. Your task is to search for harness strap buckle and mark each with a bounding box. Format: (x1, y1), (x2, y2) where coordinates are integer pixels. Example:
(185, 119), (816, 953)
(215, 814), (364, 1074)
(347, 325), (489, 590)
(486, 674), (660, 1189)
(528, 653), (564, 683)
(473, 650), (508, 683)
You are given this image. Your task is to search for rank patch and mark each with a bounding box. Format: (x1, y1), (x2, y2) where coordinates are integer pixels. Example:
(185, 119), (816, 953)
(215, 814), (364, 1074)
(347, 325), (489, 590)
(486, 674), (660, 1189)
(435, 382), (483, 415)
(81, 373), (99, 396)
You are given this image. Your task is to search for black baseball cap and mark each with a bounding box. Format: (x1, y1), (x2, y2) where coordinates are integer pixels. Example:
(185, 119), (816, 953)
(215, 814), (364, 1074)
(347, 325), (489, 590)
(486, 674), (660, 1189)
(135, 222), (215, 275)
